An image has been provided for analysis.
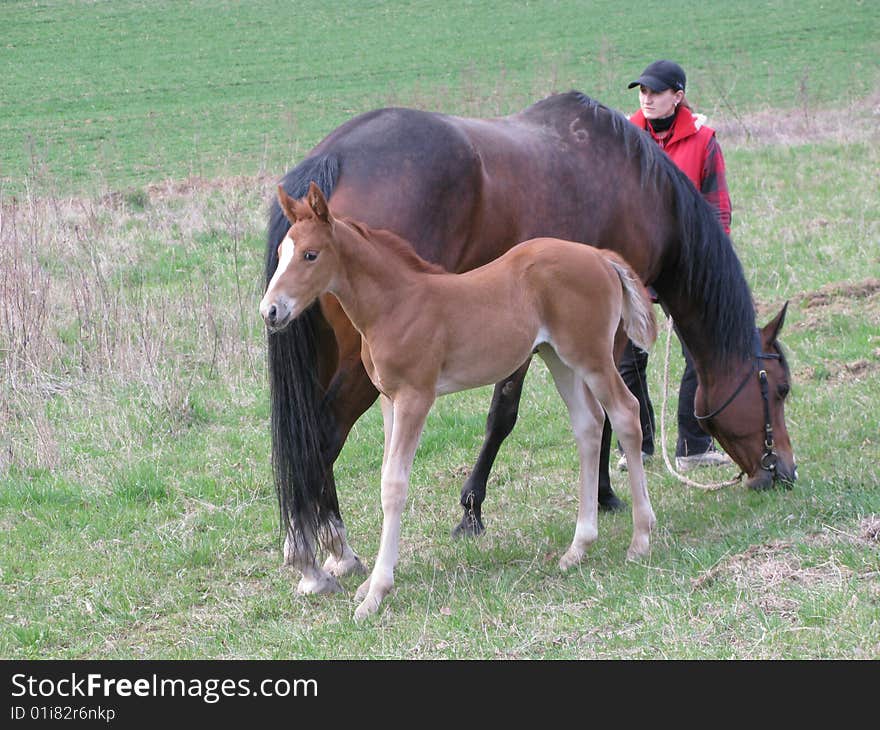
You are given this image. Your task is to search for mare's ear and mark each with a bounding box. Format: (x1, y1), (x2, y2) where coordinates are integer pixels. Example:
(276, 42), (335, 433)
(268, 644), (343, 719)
(307, 181), (332, 224)
(761, 301), (789, 345)
(277, 185), (299, 224)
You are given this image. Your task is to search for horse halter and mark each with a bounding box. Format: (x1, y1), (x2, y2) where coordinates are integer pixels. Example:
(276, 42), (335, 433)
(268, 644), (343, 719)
(694, 331), (782, 473)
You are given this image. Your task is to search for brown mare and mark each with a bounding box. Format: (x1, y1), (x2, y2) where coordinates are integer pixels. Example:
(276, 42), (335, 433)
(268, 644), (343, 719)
(261, 182), (658, 619)
(264, 91), (796, 596)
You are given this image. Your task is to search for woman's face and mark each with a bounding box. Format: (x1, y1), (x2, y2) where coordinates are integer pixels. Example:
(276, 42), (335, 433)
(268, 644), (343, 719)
(638, 85), (684, 119)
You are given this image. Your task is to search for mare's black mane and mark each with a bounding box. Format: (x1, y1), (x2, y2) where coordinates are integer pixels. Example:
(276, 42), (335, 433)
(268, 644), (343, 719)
(528, 91), (756, 364)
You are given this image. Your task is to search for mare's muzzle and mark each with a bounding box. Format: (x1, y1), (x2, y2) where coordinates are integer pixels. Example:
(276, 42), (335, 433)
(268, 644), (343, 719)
(696, 332), (796, 492)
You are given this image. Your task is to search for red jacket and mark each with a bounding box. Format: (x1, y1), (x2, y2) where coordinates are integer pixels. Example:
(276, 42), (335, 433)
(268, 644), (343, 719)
(629, 106), (731, 234)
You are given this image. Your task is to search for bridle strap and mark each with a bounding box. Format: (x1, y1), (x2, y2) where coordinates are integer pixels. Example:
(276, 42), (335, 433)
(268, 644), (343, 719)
(693, 359), (756, 422)
(757, 369), (779, 471)
(693, 330), (782, 472)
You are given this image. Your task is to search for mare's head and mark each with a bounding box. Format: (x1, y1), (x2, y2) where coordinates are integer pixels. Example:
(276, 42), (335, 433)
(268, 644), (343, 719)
(696, 304), (797, 490)
(260, 182), (339, 332)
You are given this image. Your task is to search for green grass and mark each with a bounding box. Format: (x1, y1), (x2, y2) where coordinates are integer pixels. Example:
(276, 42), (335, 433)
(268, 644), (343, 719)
(1, 1), (879, 659)
(2, 0), (878, 194)
(1, 150), (877, 658)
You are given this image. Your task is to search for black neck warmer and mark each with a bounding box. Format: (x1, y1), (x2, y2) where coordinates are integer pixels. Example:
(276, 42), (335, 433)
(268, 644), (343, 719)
(648, 112), (676, 133)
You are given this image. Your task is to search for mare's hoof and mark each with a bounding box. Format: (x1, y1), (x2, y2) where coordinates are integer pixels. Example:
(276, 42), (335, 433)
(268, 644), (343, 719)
(452, 511), (485, 538)
(296, 572), (343, 595)
(323, 553), (368, 577)
(598, 493), (627, 512)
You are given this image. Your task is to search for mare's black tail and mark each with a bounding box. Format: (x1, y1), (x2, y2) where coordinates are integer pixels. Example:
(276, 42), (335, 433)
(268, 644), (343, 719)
(265, 154), (340, 561)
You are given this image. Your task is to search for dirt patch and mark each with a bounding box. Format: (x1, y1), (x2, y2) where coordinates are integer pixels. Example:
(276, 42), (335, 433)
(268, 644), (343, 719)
(691, 540), (852, 594)
(859, 516), (880, 545)
(693, 520), (878, 608)
(800, 357), (880, 384)
(803, 517), (880, 550)
(797, 278), (880, 310)
(778, 277), (880, 383)
(759, 277), (880, 320)
(142, 174), (276, 203)
(714, 93), (880, 150)
(843, 359), (875, 377)
(757, 278), (880, 333)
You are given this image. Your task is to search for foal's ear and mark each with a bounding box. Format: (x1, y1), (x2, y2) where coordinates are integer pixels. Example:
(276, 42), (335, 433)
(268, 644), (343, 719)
(761, 300), (789, 344)
(307, 181), (332, 224)
(277, 185), (299, 224)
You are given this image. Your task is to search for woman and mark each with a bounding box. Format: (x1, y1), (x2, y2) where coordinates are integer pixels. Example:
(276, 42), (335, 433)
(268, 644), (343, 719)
(620, 59), (732, 471)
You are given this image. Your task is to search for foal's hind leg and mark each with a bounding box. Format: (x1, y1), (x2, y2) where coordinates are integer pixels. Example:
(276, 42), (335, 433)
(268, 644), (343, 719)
(539, 348), (604, 570)
(583, 368), (656, 560)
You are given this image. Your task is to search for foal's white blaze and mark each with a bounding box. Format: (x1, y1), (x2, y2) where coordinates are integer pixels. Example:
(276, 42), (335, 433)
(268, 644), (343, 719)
(260, 234), (296, 321)
(270, 235), (296, 289)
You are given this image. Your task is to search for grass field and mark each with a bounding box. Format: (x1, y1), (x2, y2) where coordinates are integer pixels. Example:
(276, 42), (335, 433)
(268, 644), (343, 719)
(1, 1), (879, 659)
(3, 0), (878, 194)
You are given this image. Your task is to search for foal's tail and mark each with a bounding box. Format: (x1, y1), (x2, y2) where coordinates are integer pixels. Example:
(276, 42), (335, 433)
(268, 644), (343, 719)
(602, 251), (658, 353)
(266, 153), (341, 561)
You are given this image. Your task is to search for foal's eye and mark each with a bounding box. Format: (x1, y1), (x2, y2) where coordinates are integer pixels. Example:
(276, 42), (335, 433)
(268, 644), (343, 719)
(304, 251), (318, 262)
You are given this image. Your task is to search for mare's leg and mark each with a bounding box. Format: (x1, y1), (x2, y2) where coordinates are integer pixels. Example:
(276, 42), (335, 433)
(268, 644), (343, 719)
(540, 348), (604, 570)
(284, 302), (373, 590)
(595, 324), (635, 513)
(318, 354), (378, 578)
(277, 309), (346, 595)
(354, 392), (434, 620)
(286, 528), (343, 595)
(454, 359), (532, 537)
(584, 368), (656, 560)
(598, 418), (625, 511)
(313, 298), (377, 579)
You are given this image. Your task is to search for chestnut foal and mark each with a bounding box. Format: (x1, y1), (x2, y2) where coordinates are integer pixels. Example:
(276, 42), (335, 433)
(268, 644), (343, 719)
(261, 182), (657, 620)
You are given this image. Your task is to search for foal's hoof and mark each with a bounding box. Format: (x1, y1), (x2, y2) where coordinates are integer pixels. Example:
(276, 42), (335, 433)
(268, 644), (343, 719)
(451, 511), (485, 538)
(626, 539), (651, 562)
(354, 595), (382, 622)
(598, 493), (627, 512)
(558, 548), (585, 571)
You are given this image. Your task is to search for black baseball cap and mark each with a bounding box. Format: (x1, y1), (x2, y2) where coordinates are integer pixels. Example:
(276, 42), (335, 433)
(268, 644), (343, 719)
(627, 60), (686, 92)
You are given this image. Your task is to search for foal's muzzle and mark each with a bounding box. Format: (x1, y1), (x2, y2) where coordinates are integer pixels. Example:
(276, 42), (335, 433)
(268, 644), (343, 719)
(260, 296), (295, 332)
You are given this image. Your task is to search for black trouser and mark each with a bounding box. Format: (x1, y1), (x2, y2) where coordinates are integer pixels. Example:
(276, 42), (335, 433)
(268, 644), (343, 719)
(619, 338), (712, 458)
(618, 340), (655, 455)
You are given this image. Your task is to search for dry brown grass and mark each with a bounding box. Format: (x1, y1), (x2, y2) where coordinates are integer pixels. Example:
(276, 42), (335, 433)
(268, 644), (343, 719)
(0, 179), (271, 475)
(692, 516), (879, 604)
(713, 89), (880, 149)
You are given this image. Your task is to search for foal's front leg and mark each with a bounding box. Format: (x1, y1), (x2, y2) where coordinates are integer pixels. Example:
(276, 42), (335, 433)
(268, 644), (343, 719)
(354, 392), (433, 621)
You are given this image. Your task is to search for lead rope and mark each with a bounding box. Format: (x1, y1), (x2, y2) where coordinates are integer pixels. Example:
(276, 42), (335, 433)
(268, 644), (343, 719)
(658, 317), (742, 490)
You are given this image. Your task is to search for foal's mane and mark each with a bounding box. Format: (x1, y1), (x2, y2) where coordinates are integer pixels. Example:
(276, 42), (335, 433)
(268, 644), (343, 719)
(525, 91), (757, 366)
(342, 218), (448, 275)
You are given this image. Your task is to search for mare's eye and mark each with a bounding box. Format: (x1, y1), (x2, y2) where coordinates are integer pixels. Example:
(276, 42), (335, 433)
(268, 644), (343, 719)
(304, 251), (318, 262)
(777, 383), (790, 399)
